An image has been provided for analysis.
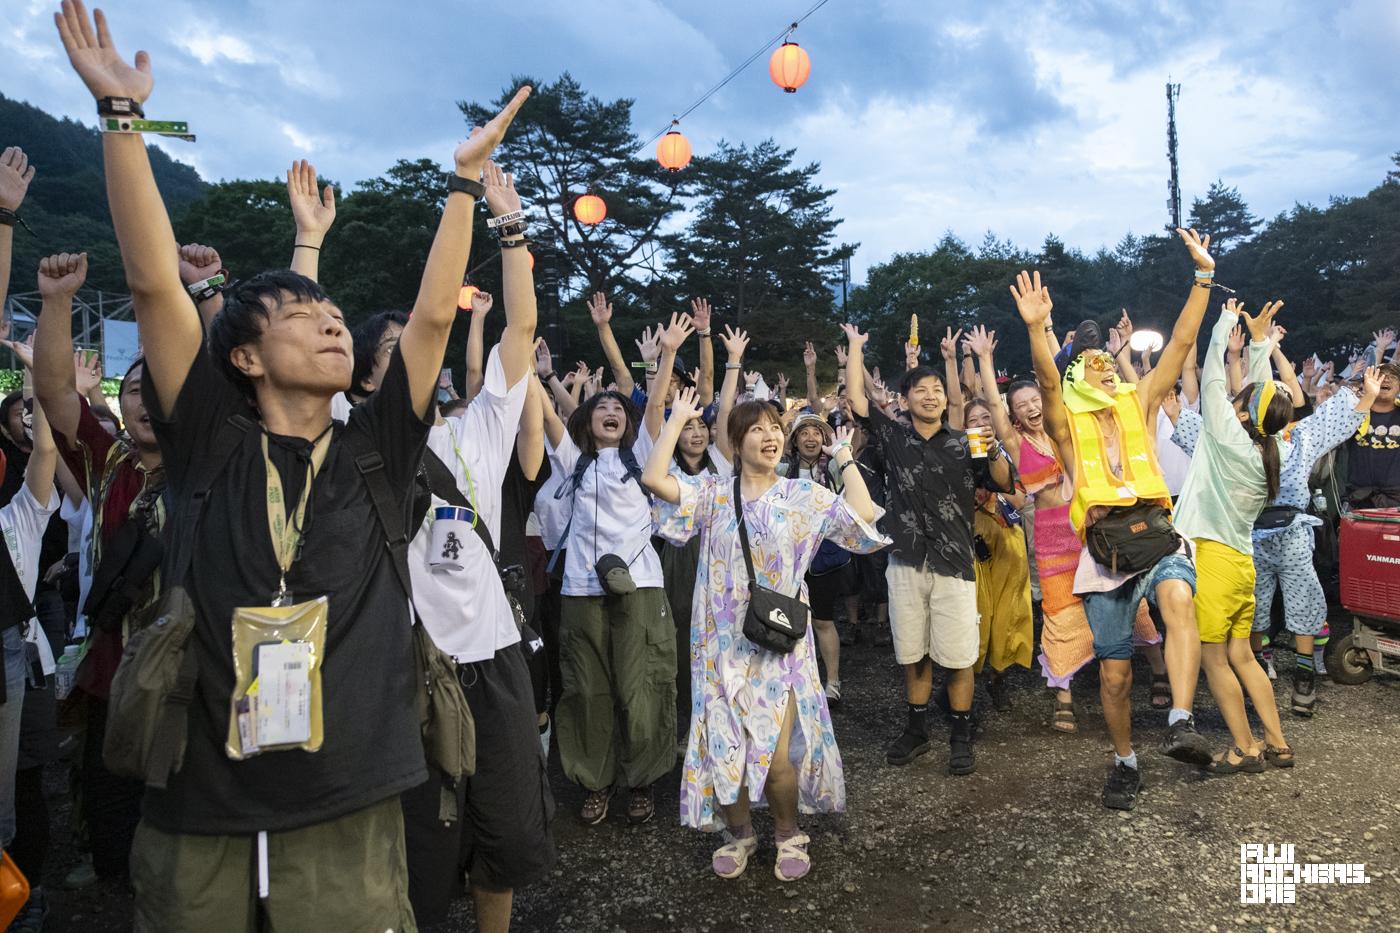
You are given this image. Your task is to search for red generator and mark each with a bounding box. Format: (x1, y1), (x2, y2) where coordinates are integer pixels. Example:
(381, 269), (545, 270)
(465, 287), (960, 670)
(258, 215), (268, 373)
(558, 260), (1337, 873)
(1331, 508), (1400, 684)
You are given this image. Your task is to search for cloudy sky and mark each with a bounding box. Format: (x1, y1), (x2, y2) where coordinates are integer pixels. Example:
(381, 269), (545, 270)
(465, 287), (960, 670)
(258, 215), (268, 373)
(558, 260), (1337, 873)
(5, 0), (1398, 278)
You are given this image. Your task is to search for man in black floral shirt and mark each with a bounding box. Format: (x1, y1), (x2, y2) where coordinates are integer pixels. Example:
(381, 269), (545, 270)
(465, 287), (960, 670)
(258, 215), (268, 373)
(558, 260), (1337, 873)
(842, 324), (1015, 774)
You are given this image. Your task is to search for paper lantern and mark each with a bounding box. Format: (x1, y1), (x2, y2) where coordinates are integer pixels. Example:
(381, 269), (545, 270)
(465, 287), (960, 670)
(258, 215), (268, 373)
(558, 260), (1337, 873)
(656, 128), (692, 172)
(458, 285), (479, 309)
(573, 194), (607, 225)
(769, 41), (811, 93)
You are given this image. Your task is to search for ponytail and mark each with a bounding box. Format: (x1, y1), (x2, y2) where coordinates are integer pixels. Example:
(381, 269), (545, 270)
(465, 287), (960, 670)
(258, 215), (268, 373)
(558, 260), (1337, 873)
(1239, 381), (1295, 502)
(1257, 431), (1281, 501)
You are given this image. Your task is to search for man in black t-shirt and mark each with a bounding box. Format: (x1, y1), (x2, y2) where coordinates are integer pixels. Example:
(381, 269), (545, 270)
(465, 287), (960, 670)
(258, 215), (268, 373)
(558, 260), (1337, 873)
(1346, 362), (1400, 508)
(56, 7), (531, 926)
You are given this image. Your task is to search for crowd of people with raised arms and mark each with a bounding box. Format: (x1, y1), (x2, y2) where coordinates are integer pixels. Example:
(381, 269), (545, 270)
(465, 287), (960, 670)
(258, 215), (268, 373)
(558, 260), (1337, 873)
(0, 3), (1396, 930)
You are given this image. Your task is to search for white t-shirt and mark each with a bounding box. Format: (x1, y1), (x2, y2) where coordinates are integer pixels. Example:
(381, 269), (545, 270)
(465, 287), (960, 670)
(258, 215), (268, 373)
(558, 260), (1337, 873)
(1157, 397), (1200, 497)
(535, 439), (574, 552)
(331, 391), (354, 424)
(408, 348), (527, 664)
(7, 483), (61, 670)
(554, 429), (662, 597)
(60, 495), (95, 639)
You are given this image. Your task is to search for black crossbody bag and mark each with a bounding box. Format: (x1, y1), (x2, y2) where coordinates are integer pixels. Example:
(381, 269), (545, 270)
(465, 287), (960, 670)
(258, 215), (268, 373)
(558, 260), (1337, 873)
(733, 475), (808, 654)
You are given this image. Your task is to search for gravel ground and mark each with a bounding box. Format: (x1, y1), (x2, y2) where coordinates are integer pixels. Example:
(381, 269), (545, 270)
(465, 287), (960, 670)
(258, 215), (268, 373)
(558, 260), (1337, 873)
(36, 630), (1400, 932)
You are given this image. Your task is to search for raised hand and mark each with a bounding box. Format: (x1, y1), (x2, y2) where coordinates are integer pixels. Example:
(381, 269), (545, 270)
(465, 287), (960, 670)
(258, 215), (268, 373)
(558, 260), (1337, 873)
(659, 312), (694, 353)
(454, 86), (532, 180)
(1268, 323), (1287, 346)
(839, 322), (869, 351)
(1175, 227), (1215, 272)
(1302, 356), (1317, 378)
(3, 334), (35, 371)
(823, 424), (855, 457)
(1009, 270), (1053, 326)
(1227, 324), (1245, 355)
(1116, 309), (1134, 341)
(1241, 300), (1283, 343)
(54, 1), (153, 104)
(744, 371), (760, 387)
(533, 338), (552, 377)
(835, 344), (848, 367)
(966, 324), (996, 357)
(0, 147), (36, 212)
(482, 160), (522, 219)
(689, 297), (712, 333)
(720, 324), (750, 360)
(668, 385), (701, 423)
(904, 341), (919, 367)
(74, 350), (102, 394)
(1162, 387), (1182, 423)
(635, 324), (660, 362)
(178, 243), (221, 285)
(940, 327), (962, 361)
(38, 251), (89, 300)
(1106, 327), (1124, 355)
(588, 292), (613, 326)
(470, 289), (494, 316)
(1361, 365), (1383, 401)
(803, 340), (817, 369)
(776, 372), (790, 392)
(286, 159), (335, 238)
(1373, 328), (1396, 359)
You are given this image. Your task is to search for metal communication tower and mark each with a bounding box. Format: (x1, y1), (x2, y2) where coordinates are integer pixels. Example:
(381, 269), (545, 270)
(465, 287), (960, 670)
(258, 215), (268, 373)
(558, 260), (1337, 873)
(1166, 81), (1182, 231)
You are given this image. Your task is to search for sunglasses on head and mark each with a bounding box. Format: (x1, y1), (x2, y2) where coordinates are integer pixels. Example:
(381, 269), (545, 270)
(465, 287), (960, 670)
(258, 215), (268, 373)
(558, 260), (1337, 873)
(1082, 353), (1115, 373)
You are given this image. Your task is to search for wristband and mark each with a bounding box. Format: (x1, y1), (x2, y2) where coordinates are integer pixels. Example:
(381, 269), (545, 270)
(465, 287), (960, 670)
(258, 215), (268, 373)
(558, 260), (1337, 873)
(186, 271), (228, 303)
(294, 243), (321, 251)
(486, 210), (525, 229)
(725, 362), (742, 370)
(99, 115), (195, 142)
(698, 330), (712, 337)
(499, 235), (530, 249)
(445, 173), (485, 199)
(97, 97), (144, 118)
(495, 222), (527, 239)
(1194, 269), (1215, 279)
(0, 208), (33, 236)
(645, 361), (659, 375)
(540, 371), (556, 381)
(840, 458), (859, 472)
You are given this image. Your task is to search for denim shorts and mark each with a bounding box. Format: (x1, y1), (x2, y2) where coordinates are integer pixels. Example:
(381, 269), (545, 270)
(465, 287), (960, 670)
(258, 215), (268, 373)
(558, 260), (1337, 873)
(1083, 554), (1196, 661)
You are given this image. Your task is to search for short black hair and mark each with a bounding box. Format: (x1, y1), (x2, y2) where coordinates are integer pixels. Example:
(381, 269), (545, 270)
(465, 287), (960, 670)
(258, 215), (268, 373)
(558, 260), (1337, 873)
(1073, 319), (1103, 353)
(899, 365), (944, 397)
(0, 392), (21, 425)
(350, 311), (410, 397)
(207, 270), (332, 397)
(566, 390), (640, 456)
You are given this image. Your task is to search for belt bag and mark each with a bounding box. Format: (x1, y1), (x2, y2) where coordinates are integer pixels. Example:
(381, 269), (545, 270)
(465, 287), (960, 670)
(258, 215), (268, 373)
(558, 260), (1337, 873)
(1253, 504), (1302, 531)
(1086, 501), (1180, 576)
(733, 475), (809, 654)
(85, 519), (164, 633)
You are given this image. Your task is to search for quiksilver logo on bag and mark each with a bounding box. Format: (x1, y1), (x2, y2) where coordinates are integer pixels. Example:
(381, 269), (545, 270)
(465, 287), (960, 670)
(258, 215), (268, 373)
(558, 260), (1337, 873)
(769, 608), (791, 629)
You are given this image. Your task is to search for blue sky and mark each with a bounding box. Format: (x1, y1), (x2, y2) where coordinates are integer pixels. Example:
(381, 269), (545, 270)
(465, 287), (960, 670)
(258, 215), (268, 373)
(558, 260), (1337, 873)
(4, 0), (1398, 278)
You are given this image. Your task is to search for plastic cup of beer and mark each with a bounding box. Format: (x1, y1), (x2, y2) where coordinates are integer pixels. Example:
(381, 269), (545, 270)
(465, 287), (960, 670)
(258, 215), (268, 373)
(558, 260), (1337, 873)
(967, 427), (989, 458)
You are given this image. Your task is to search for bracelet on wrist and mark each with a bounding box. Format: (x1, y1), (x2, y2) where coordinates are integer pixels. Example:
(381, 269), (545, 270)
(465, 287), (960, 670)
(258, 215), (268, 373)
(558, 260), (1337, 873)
(185, 270), (228, 303)
(725, 362), (742, 370)
(486, 210), (525, 229)
(1194, 269), (1215, 278)
(698, 329), (712, 338)
(540, 371), (556, 381)
(294, 242), (321, 251)
(97, 97), (144, 119)
(499, 235), (530, 250)
(445, 173), (485, 199)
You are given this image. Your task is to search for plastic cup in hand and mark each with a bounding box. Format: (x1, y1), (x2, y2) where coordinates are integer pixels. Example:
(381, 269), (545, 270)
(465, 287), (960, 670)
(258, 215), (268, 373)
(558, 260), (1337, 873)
(967, 427), (989, 459)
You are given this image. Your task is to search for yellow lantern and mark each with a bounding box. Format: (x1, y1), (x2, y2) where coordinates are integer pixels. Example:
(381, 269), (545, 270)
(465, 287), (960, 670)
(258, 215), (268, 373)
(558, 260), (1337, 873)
(657, 126), (692, 172)
(769, 40), (811, 93)
(573, 194), (607, 225)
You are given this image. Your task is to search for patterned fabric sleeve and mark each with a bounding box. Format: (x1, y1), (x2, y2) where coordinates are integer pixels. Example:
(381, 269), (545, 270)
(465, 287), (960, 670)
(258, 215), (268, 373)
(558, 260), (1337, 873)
(1290, 387), (1367, 476)
(653, 471), (719, 546)
(1171, 408), (1204, 458)
(810, 482), (891, 554)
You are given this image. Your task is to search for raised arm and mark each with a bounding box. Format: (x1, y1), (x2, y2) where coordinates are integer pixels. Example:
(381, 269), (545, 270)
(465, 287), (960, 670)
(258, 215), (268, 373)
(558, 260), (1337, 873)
(803, 341), (820, 411)
(691, 298), (714, 406)
(841, 322), (870, 419)
(481, 161), (537, 387)
(539, 376), (567, 449)
(1181, 340), (1200, 405)
(1225, 323), (1245, 398)
(644, 311), (694, 440)
(969, 324), (1020, 459)
(1136, 228), (1216, 411)
(397, 87), (531, 420)
(941, 327), (965, 429)
(463, 289), (492, 400)
(57, 2), (202, 413)
(1242, 301), (1279, 389)
(0, 147), (36, 313)
(642, 387), (701, 505)
(516, 374), (546, 481)
(1011, 270), (1072, 462)
(588, 292), (635, 397)
(32, 252), (88, 442)
(286, 158), (335, 280)
(825, 424), (876, 524)
(714, 325), (748, 463)
(177, 243), (225, 327)
(26, 395), (58, 507)
(1268, 324), (1305, 406)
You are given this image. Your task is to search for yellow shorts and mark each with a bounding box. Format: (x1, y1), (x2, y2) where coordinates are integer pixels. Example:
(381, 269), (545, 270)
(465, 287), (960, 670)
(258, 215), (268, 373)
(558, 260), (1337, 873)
(1192, 539), (1256, 643)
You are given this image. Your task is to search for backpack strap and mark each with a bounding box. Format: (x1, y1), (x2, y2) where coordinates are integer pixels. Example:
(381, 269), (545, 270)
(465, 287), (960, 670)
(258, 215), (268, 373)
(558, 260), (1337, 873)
(344, 430), (416, 601)
(619, 444), (645, 486)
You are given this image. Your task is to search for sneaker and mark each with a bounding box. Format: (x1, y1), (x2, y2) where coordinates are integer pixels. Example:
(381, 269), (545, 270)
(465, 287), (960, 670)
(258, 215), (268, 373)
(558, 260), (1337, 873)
(1291, 670), (1317, 718)
(988, 673), (1011, 713)
(885, 729), (931, 766)
(1264, 658), (1277, 681)
(627, 785), (655, 824)
(871, 625), (892, 648)
(538, 715), (552, 758)
(839, 623), (858, 647)
(1160, 716), (1213, 767)
(1313, 647), (1328, 677)
(13, 886), (48, 933)
(948, 714), (976, 776)
(580, 788), (611, 826)
(63, 855), (97, 890)
(1102, 762), (1143, 811)
(824, 680), (842, 711)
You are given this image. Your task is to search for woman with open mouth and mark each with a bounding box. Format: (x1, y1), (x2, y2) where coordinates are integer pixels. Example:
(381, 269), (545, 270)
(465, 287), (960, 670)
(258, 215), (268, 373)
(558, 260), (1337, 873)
(644, 379), (888, 883)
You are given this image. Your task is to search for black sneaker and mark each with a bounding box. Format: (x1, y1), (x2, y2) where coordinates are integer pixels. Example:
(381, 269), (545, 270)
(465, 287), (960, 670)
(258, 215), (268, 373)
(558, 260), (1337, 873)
(1160, 716), (1213, 767)
(839, 623), (858, 647)
(1102, 762), (1142, 811)
(1291, 670), (1316, 718)
(988, 673), (1011, 713)
(886, 729), (931, 766)
(948, 714), (976, 776)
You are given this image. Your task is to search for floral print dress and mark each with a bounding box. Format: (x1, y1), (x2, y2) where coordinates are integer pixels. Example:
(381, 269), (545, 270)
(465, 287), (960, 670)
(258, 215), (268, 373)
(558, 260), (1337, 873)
(655, 474), (889, 831)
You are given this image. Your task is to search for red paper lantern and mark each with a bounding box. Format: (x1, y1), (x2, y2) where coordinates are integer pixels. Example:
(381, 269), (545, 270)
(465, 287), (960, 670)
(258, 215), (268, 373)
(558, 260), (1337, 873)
(656, 128), (692, 172)
(458, 284), (479, 309)
(769, 40), (811, 93)
(573, 194), (607, 225)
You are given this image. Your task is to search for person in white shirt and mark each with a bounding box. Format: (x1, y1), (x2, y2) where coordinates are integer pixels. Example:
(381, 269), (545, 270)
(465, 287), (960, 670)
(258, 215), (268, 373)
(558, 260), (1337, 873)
(553, 311), (695, 827)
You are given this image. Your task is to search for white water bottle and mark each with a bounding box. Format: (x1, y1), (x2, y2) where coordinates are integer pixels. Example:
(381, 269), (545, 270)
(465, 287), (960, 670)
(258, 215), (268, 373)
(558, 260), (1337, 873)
(54, 644), (81, 701)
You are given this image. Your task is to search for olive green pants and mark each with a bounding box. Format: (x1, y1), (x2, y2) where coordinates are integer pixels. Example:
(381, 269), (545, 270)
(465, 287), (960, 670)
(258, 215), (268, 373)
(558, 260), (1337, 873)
(558, 587), (677, 791)
(130, 796), (415, 932)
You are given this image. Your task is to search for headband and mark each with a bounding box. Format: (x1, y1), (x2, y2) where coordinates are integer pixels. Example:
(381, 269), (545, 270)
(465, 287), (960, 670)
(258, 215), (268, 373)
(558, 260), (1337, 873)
(1248, 380), (1279, 434)
(1061, 353), (1116, 414)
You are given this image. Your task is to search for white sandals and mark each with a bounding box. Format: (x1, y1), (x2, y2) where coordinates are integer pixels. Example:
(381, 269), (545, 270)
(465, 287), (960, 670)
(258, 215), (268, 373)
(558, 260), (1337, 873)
(711, 832), (759, 879)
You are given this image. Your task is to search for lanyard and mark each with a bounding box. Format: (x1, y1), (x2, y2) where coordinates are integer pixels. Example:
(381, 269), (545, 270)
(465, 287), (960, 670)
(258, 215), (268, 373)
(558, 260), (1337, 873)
(449, 442), (480, 529)
(262, 426), (333, 605)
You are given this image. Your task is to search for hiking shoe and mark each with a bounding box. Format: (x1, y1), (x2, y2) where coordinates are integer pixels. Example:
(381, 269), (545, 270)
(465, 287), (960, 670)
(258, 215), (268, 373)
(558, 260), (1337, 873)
(948, 714), (976, 776)
(63, 856), (96, 890)
(1291, 670), (1317, 718)
(824, 680), (842, 711)
(886, 729), (931, 766)
(580, 788), (611, 825)
(988, 673), (1011, 713)
(1102, 762), (1142, 811)
(627, 786), (655, 824)
(1160, 716), (1213, 767)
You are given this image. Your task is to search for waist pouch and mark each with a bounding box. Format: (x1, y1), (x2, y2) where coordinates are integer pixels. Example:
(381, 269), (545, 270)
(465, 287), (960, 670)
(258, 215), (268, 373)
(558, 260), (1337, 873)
(1253, 505), (1303, 531)
(1086, 502), (1181, 576)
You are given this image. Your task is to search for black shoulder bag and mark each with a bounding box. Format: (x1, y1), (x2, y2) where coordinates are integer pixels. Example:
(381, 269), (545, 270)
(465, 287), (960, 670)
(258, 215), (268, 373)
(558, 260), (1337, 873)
(733, 475), (809, 654)
(1085, 500), (1181, 576)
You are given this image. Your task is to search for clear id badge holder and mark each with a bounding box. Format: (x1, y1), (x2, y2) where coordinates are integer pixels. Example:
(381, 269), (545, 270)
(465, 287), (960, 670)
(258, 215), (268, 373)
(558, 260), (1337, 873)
(226, 596), (328, 760)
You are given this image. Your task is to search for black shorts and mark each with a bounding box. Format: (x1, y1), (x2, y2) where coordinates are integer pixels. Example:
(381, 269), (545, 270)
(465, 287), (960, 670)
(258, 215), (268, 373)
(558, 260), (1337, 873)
(807, 561), (858, 620)
(856, 549), (889, 605)
(400, 644), (556, 924)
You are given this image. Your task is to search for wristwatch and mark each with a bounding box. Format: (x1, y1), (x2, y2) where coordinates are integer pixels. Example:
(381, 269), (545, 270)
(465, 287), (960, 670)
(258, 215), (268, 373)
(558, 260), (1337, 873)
(445, 173), (486, 199)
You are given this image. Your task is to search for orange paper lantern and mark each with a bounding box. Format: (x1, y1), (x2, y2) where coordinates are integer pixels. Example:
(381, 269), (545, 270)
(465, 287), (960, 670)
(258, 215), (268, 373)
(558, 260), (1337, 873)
(769, 40), (811, 93)
(458, 284), (479, 309)
(656, 128), (692, 172)
(573, 194), (607, 225)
